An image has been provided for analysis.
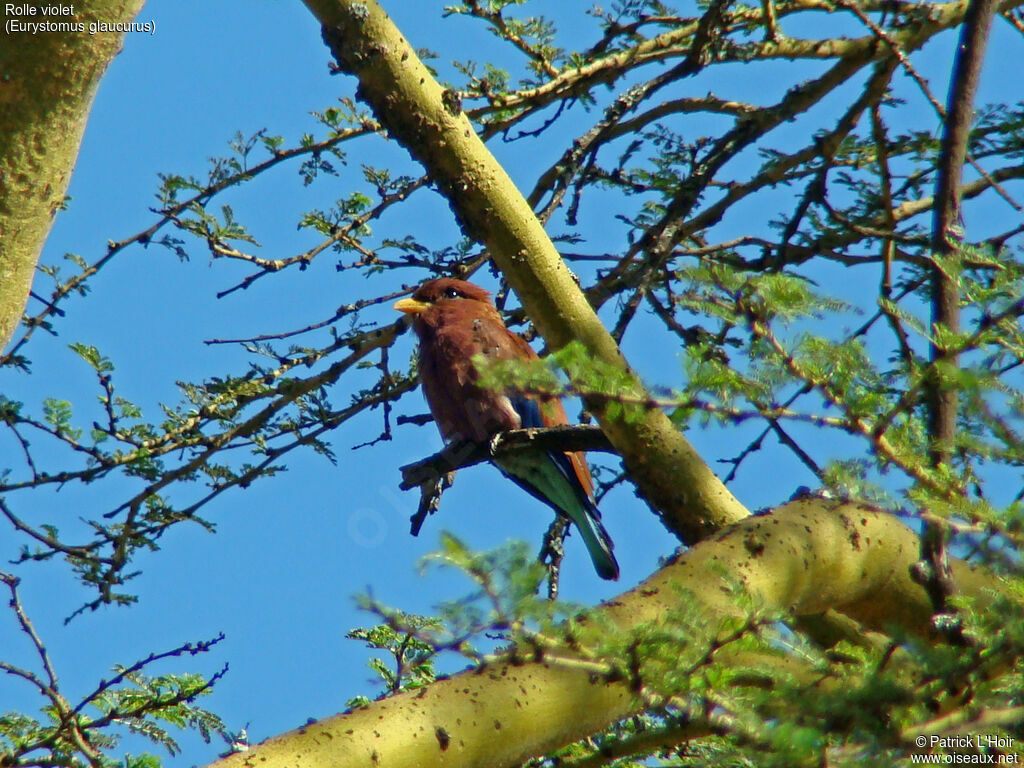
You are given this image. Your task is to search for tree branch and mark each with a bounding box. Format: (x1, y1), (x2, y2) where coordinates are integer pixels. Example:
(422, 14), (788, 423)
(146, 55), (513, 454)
(205, 500), (1001, 768)
(920, 0), (1001, 625)
(0, 0), (147, 351)
(302, 0), (751, 544)
(400, 426), (616, 537)
(399, 425), (614, 490)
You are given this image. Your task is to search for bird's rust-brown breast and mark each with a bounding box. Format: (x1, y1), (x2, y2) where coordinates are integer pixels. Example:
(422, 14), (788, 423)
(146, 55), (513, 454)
(412, 299), (521, 442)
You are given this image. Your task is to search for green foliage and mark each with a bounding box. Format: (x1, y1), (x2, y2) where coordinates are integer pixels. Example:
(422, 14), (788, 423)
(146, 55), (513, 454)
(1, 323), (411, 621)
(42, 398), (79, 440)
(352, 539), (1024, 765)
(90, 670), (225, 756)
(473, 340), (652, 423)
(0, 624), (227, 768)
(355, 536), (589, 675)
(346, 615), (440, 700)
(444, 0), (564, 101)
(472, 348), (564, 396)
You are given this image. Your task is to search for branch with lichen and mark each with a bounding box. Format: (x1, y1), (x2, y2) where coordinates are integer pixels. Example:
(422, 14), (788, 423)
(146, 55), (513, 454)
(205, 499), (1006, 768)
(304, 0), (751, 545)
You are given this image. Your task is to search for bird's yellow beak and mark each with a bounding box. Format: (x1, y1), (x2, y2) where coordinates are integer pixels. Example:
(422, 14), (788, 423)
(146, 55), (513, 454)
(393, 297), (430, 315)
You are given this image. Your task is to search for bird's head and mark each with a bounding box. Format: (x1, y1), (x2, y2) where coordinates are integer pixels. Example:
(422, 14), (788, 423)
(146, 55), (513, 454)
(393, 278), (493, 318)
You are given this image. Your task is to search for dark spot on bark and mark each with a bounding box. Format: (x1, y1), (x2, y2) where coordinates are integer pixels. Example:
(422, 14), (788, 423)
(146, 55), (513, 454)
(435, 727), (450, 751)
(442, 88), (463, 115)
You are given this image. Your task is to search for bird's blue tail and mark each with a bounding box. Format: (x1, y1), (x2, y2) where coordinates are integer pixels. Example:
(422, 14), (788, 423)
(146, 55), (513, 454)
(495, 451), (620, 580)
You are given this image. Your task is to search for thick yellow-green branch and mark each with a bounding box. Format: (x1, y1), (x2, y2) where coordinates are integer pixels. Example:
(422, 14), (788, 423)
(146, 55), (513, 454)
(0, 1), (145, 351)
(301, 0), (749, 543)
(209, 501), (1000, 768)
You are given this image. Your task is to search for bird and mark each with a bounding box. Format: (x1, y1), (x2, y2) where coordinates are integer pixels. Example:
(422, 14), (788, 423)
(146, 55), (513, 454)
(394, 277), (619, 580)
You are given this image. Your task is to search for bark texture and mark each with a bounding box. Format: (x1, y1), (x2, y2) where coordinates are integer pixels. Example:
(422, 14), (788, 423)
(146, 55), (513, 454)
(0, 1), (146, 350)
(209, 500), (1000, 768)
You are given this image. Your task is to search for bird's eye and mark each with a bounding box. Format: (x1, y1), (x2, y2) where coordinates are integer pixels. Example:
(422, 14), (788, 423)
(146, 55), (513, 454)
(444, 287), (461, 299)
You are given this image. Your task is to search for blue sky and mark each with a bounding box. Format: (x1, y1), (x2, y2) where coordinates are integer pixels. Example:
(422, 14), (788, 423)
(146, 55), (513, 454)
(1, 1), (1021, 766)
